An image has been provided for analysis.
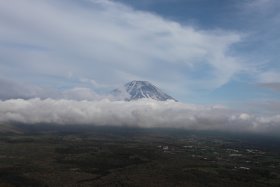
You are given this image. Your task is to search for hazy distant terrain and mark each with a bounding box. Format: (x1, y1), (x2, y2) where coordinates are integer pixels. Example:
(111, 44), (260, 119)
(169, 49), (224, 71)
(0, 124), (279, 187)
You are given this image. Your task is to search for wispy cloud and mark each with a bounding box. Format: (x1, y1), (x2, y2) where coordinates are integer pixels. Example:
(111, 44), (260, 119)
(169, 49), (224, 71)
(0, 77), (105, 101)
(260, 83), (280, 92)
(257, 71), (280, 92)
(0, 78), (59, 100)
(240, 0), (280, 90)
(0, 0), (243, 99)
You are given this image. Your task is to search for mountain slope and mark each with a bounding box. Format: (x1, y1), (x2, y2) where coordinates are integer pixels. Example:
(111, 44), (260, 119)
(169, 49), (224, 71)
(112, 81), (177, 101)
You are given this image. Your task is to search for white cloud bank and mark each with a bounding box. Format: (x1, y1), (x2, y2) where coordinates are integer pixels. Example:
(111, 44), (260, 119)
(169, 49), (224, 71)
(0, 98), (280, 135)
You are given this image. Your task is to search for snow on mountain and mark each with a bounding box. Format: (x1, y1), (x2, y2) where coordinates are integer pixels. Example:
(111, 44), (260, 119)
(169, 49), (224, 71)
(112, 81), (177, 101)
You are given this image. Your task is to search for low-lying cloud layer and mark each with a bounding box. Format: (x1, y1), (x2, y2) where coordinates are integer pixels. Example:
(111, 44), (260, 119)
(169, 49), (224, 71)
(1, 98), (279, 135)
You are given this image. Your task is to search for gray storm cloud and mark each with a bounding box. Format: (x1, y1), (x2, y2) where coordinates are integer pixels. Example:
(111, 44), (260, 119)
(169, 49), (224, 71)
(0, 98), (279, 135)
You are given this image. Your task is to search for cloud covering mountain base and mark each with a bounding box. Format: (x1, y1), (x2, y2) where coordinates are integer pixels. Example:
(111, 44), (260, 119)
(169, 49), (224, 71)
(1, 98), (280, 135)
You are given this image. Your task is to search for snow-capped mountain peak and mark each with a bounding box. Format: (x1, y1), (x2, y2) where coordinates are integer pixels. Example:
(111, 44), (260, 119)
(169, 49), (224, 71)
(112, 80), (177, 101)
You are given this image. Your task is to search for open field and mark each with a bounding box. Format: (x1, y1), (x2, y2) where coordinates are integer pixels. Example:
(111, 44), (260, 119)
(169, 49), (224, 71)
(0, 125), (280, 187)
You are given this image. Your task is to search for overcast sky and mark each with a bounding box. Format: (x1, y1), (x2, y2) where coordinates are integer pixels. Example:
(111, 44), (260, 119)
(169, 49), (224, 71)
(0, 0), (280, 133)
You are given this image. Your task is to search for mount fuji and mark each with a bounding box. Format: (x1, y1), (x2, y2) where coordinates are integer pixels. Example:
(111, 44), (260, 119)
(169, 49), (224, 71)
(112, 81), (177, 101)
